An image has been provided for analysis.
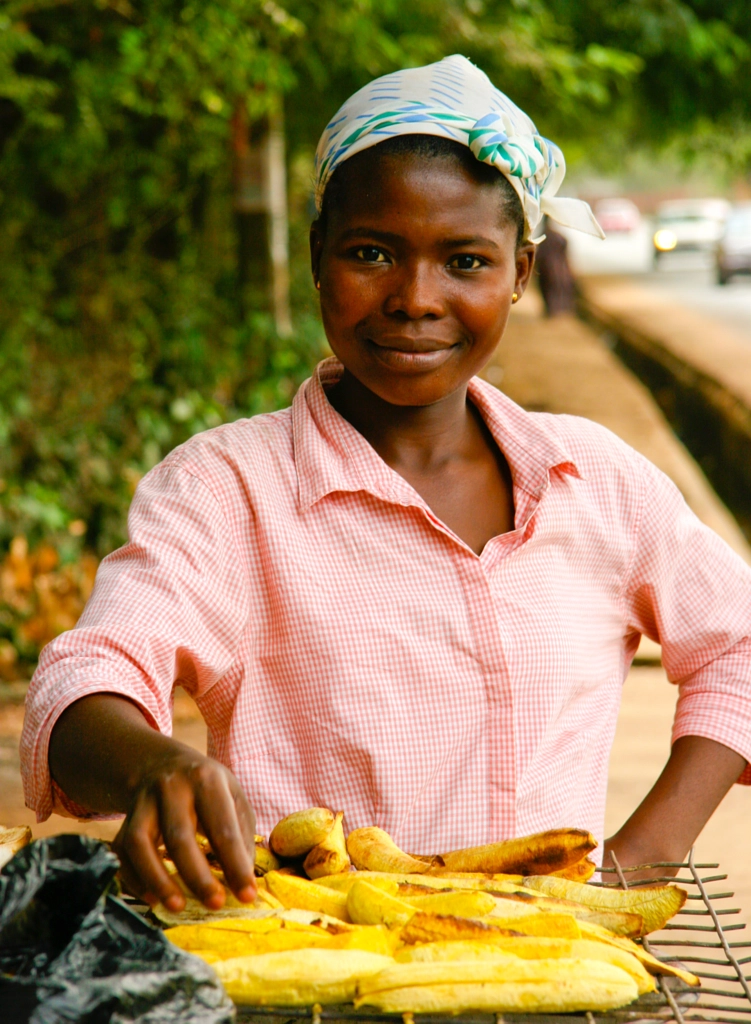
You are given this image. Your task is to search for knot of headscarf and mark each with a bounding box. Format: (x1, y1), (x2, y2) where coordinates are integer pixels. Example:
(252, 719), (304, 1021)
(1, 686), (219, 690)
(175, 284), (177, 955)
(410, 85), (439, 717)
(314, 55), (603, 242)
(467, 112), (557, 188)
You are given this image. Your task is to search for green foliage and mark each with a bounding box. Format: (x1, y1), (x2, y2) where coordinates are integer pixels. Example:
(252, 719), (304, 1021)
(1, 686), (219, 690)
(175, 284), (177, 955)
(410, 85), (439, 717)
(547, 0), (751, 168)
(0, 0), (322, 554)
(1, 0), (750, 569)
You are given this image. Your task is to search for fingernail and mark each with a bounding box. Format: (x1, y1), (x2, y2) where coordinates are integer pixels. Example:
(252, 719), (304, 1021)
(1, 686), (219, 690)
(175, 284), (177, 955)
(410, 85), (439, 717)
(165, 894), (185, 912)
(204, 889), (225, 910)
(238, 885), (257, 903)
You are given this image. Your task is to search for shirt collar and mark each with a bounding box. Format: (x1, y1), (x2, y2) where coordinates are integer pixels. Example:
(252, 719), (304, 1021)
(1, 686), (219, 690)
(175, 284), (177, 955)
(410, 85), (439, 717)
(292, 357), (582, 512)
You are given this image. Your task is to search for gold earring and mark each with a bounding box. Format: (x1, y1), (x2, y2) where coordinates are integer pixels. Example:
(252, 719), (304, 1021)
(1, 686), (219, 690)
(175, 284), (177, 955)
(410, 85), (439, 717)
(315, 280), (321, 290)
(512, 292), (519, 303)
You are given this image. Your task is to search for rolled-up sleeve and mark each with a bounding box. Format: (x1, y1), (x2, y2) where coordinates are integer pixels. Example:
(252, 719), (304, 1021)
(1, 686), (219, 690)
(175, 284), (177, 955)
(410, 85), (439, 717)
(21, 462), (251, 821)
(625, 455), (751, 784)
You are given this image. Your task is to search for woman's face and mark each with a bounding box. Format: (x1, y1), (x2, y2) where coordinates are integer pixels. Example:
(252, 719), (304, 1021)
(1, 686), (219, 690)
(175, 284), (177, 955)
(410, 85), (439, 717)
(310, 151), (535, 408)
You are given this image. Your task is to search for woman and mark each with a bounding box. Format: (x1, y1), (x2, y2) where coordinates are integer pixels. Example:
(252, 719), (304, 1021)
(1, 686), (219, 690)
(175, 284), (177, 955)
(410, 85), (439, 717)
(22, 56), (751, 915)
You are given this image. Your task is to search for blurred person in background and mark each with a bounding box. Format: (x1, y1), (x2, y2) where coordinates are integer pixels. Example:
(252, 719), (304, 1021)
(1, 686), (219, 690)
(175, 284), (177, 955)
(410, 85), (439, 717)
(535, 219), (576, 316)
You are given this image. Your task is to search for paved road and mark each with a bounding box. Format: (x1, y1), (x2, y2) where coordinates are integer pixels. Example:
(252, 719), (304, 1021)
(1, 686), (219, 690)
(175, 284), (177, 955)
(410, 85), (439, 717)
(562, 226), (751, 342)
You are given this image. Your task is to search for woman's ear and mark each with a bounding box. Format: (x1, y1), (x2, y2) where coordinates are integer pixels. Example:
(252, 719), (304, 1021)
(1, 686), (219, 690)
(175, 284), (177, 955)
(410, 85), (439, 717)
(310, 220), (324, 290)
(514, 242), (536, 300)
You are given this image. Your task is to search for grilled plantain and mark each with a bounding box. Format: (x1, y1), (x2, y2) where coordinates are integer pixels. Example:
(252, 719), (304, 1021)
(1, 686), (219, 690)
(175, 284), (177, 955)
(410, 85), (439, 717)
(264, 871), (350, 921)
(0, 825), (31, 871)
(269, 808), (337, 859)
(437, 828), (597, 875)
(355, 958), (639, 1013)
(303, 811), (351, 878)
(524, 875), (687, 936)
(215, 947), (393, 1005)
(347, 827), (443, 873)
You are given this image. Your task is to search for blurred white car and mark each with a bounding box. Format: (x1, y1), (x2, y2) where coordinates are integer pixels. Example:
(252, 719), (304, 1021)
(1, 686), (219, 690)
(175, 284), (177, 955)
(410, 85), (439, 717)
(653, 198), (730, 259)
(593, 198), (641, 234)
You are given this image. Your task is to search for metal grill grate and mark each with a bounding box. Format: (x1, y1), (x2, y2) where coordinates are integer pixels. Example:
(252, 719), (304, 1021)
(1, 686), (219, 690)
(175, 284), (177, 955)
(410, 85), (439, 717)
(236, 847), (751, 1024)
(595, 848), (751, 1024)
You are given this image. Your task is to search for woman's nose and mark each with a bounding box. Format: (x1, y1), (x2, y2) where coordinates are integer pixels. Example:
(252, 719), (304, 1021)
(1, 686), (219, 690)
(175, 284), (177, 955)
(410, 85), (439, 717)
(382, 261), (446, 319)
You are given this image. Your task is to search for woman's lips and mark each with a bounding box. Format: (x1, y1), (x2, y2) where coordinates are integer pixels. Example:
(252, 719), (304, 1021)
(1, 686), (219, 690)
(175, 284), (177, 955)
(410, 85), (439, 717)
(367, 338), (456, 372)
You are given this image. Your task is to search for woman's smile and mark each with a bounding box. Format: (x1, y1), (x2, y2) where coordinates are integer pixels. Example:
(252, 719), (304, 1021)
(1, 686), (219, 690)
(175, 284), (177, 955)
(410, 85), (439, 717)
(365, 334), (460, 373)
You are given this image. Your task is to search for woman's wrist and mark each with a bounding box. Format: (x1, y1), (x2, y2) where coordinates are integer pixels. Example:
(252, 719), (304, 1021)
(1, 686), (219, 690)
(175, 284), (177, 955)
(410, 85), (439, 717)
(50, 693), (193, 815)
(604, 736), (746, 881)
(603, 829), (686, 879)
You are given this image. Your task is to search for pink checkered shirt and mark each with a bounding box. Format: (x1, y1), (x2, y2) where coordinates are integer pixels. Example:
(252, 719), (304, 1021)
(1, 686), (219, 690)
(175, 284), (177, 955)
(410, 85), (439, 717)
(22, 359), (751, 853)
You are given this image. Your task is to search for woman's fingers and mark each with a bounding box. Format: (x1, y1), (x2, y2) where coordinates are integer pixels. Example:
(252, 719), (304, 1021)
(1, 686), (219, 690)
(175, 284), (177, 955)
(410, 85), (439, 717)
(195, 770), (257, 902)
(113, 792), (186, 911)
(159, 767), (227, 909)
(112, 753), (258, 909)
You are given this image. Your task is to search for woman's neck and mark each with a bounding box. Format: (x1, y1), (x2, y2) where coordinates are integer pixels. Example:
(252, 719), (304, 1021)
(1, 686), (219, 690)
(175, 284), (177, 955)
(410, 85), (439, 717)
(326, 368), (479, 474)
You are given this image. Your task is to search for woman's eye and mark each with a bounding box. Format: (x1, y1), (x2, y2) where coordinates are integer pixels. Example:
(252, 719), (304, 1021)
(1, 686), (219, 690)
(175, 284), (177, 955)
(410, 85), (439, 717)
(355, 246), (388, 263)
(449, 254), (484, 270)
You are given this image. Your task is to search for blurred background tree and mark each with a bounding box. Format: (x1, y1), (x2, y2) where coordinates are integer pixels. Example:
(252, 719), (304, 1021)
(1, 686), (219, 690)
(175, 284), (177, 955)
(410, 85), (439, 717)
(0, 0), (750, 672)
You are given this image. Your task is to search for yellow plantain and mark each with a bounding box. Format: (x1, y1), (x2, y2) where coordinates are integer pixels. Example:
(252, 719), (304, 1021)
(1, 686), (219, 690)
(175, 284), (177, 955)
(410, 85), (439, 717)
(269, 808), (336, 858)
(328, 925), (401, 956)
(153, 868), (277, 926)
(347, 827), (443, 873)
(264, 871), (350, 921)
(395, 937), (654, 995)
(578, 921), (700, 986)
(303, 811), (352, 879)
(491, 890), (644, 936)
(430, 873), (525, 889)
(347, 879), (416, 928)
(254, 878), (284, 909)
(0, 825), (32, 871)
(437, 828), (597, 875)
(549, 856), (597, 882)
(166, 917), (396, 959)
(355, 958), (638, 1012)
(489, 912), (582, 939)
(167, 925), (333, 958)
(401, 912), (521, 945)
(314, 870), (523, 892)
(152, 901), (275, 927)
(254, 841), (281, 876)
(167, 917), (281, 948)
(215, 947), (394, 1005)
(401, 890), (497, 918)
(191, 950), (223, 964)
(524, 876), (687, 936)
(395, 940), (512, 963)
(483, 899), (545, 921)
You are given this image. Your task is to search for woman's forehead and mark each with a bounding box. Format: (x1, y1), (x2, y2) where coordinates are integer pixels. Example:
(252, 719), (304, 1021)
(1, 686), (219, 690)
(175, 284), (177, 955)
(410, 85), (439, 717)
(327, 150), (511, 229)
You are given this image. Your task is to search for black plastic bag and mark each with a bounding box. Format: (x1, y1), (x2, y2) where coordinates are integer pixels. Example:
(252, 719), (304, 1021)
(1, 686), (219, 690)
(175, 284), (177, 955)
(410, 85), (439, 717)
(0, 834), (234, 1023)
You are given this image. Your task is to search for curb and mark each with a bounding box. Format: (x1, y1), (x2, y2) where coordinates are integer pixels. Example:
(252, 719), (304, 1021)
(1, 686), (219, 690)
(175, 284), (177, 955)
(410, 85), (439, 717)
(579, 277), (751, 550)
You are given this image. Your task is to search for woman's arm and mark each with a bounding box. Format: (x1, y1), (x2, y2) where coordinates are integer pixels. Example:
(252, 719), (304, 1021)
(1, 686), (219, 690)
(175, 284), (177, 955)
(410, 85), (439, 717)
(49, 693), (257, 911)
(604, 735), (746, 878)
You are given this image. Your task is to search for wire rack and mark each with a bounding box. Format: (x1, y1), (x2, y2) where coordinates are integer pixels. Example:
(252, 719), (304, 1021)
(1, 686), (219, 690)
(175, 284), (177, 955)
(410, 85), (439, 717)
(235, 847), (751, 1024)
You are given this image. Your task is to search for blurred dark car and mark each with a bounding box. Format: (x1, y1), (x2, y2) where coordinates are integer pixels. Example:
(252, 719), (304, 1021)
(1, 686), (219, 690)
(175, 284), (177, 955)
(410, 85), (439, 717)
(716, 204), (751, 285)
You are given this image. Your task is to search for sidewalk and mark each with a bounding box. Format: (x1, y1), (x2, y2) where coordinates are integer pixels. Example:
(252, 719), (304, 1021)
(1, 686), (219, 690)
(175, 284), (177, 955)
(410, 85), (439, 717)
(580, 275), (751, 538)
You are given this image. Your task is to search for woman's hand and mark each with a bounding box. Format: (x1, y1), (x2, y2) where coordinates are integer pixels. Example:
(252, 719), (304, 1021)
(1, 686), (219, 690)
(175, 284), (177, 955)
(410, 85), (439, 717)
(112, 747), (257, 911)
(604, 735), (746, 882)
(49, 693), (257, 910)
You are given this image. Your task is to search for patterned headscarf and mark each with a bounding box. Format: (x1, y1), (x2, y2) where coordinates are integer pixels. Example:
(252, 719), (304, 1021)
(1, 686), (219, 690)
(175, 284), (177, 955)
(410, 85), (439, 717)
(314, 55), (604, 243)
